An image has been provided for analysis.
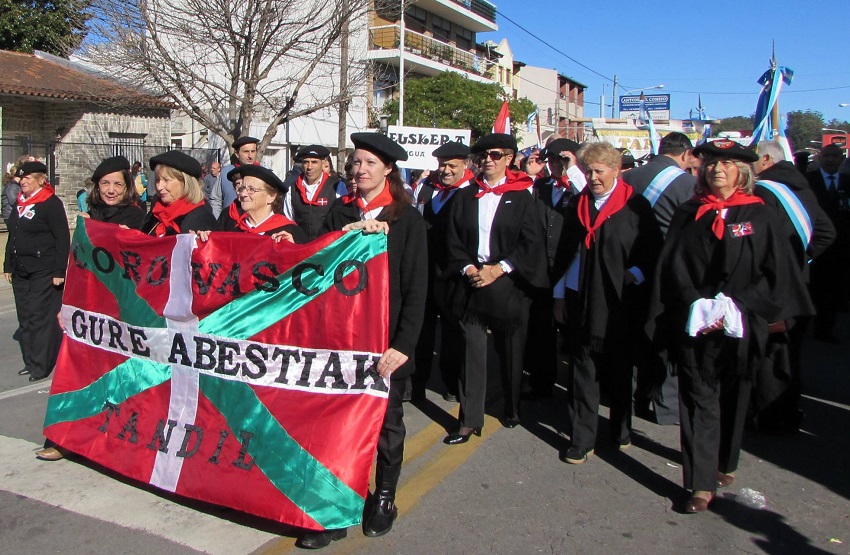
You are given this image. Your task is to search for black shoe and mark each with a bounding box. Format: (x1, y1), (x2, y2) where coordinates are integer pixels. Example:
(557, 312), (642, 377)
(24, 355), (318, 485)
(499, 416), (521, 428)
(443, 427), (481, 445)
(295, 528), (347, 549)
(18, 369), (30, 376)
(363, 498), (398, 537)
(562, 446), (594, 465)
(442, 392), (458, 403)
(29, 375), (48, 382)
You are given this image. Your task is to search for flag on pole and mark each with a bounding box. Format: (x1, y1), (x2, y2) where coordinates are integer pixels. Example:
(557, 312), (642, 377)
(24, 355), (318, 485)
(492, 100), (511, 134)
(45, 218), (391, 531)
(639, 93), (660, 155)
(750, 52), (794, 147)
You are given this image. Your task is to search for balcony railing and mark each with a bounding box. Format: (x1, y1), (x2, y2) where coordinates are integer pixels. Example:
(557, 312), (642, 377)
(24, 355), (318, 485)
(448, 0), (497, 23)
(369, 25), (486, 76)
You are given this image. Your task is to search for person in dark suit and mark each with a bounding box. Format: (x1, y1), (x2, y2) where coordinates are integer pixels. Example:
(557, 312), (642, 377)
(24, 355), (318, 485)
(553, 142), (662, 464)
(411, 141), (475, 402)
(806, 143), (850, 342)
(141, 151), (218, 236)
(296, 133), (427, 548)
(442, 133), (547, 444)
(524, 138), (584, 400)
(282, 144), (349, 240)
(752, 140), (835, 433)
(648, 139), (813, 513)
(83, 155), (147, 229)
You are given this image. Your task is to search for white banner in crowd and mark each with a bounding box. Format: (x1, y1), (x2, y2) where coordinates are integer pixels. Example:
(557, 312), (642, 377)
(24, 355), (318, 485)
(386, 126), (472, 170)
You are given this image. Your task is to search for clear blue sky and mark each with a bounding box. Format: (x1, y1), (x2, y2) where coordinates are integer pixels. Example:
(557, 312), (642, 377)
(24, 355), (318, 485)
(480, 0), (850, 124)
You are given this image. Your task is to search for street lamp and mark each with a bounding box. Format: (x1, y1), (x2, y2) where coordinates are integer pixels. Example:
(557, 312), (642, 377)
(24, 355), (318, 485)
(839, 103), (849, 107)
(617, 84), (664, 118)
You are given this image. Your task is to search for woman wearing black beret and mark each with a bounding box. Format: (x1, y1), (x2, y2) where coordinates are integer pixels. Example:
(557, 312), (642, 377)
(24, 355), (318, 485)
(295, 132), (427, 549)
(141, 150), (217, 236)
(648, 139), (814, 513)
(3, 161), (69, 385)
(82, 155), (146, 229)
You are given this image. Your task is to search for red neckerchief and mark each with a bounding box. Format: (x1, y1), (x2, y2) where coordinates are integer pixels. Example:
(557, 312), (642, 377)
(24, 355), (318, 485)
(295, 172), (331, 206)
(554, 176), (571, 189)
(695, 190), (764, 240)
(227, 203), (296, 234)
(577, 179), (633, 248)
(355, 180), (394, 214)
(234, 161), (261, 168)
(152, 197), (202, 236)
(17, 183), (55, 215)
(474, 169), (533, 198)
(432, 169), (475, 201)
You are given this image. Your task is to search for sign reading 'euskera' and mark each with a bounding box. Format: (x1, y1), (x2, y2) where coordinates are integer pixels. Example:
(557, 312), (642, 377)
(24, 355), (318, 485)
(44, 218), (391, 531)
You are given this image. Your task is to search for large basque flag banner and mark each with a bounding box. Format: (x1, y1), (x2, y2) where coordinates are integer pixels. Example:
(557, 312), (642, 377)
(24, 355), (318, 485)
(43, 218), (391, 531)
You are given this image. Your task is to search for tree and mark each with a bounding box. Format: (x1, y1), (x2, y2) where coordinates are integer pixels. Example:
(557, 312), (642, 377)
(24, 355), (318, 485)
(713, 115), (754, 135)
(825, 118), (850, 133)
(380, 72), (536, 142)
(81, 0), (368, 155)
(0, 0), (91, 56)
(785, 110), (825, 152)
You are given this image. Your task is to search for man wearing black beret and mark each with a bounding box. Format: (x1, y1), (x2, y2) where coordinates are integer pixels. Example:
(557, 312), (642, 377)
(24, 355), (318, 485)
(220, 136), (260, 212)
(411, 141), (474, 402)
(443, 133), (547, 443)
(282, 144), (349, 240)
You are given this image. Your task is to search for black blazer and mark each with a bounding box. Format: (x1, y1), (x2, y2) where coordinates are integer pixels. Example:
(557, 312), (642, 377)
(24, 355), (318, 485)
(141, 200), (218, 236)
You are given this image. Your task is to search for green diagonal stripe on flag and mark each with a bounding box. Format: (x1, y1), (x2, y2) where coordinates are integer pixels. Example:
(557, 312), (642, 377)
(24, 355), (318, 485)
(198, 231), (386, 340)
(43, 358), (172, 427)
(198, 374), (364, 529)
(73, 218), (165, 328)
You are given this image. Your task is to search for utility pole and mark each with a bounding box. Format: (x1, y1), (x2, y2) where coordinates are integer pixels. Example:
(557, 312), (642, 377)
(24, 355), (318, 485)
(398, 0), (405, 126)
(611, 74), (618, 119)
(336, 0), (350, 172)
(600, 84), (605, 119)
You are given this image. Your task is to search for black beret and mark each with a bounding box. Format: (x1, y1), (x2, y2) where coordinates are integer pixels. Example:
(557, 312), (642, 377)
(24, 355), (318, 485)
(692, 139), (759, 163)
(538, 138), (581, 161)
(471, 133), (517, 154)
(92, 155), (131, 183)
(617, 148), (636, 168)
(234, 164), (287, 194)
(351, 132), (408, 163)
(150, 150), (202, 179)
(232, 136), (260, 150)
(226, 166), (242, 183)
(15, 161), (48, 178)
(295, 144), (331, 162)
(432, 141), (470, 159)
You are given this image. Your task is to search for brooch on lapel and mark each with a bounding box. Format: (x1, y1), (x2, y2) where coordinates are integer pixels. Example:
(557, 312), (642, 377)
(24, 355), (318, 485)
(727, 221), (754, 238)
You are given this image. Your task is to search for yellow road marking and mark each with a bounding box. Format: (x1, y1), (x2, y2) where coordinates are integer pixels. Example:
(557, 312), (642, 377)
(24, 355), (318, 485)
(258, 413), (500, 554)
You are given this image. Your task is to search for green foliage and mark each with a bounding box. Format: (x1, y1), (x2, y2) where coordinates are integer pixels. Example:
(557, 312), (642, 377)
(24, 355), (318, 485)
(0, 0), (91, 57)
(381, 72), (536, 141)
(785, 110), (825, 152)
(714, 114), (754, 135)
(824, 118), (850, 133)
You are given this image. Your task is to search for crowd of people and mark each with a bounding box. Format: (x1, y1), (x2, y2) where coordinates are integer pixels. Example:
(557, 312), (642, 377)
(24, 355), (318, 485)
(1, 129), (847, 547)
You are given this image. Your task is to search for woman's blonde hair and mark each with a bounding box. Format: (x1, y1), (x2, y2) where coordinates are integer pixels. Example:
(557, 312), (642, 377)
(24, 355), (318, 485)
(154, 164), (204, 203)
(696, 157), (755, 195)
(577, 142), (621, 171)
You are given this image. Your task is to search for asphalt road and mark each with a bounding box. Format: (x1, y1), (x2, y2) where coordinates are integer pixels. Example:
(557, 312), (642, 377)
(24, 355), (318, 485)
(0, 228), (848, 554)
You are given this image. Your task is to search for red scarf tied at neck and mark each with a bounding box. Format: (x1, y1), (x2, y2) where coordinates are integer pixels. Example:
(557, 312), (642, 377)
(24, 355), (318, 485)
(227, 202), (296, 234)
(295, 172), (330, 206)
(554, 175), (571, 190)
(433, 169), (475, 201)
(354, 179), (394, 214)
(695, 190), (764, 240)
(475, 169), (533, 198)
(577, 179), (633, 248)
(151, 197), (203, 236)
(17, 182), (55, 215)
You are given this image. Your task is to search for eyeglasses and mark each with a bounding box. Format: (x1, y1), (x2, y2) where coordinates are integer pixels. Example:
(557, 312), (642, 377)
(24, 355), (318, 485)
(236, 185), (265, 195)
(478, 150), (507, 161)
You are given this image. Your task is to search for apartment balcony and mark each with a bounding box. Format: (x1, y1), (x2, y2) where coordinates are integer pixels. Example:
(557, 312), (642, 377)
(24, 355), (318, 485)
(367, 25), (494, 84)
(413, 0), (498, 33)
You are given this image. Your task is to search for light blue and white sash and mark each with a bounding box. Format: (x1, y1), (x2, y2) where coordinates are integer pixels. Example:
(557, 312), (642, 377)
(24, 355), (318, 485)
(756, 179), (812, 249)
(642, 166), (685, 207)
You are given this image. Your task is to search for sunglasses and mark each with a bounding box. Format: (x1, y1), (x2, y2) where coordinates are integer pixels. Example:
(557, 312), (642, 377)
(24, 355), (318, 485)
(478, 150), (508, 161)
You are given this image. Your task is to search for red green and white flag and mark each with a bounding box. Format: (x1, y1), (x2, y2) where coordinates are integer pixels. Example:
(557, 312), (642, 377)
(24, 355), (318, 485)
(44, 218), (390, 530)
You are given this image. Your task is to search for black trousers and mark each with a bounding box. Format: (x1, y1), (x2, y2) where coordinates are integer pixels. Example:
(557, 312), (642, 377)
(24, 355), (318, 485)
(457, 310), (529, 429)
(678, 352), (751, 492)
(377, 376), (406, 482)
(413, 300), (462, 397)
(524, 288), (558, 394)
(567, 346), (633, 449)
(12, 271), (63, 379)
